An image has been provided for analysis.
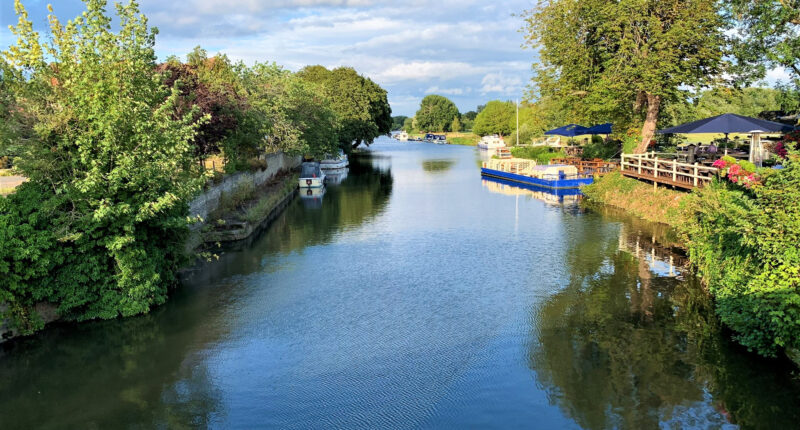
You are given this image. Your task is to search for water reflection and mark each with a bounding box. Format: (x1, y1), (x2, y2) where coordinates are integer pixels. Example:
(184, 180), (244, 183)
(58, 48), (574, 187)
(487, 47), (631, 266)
(481, 177), (582, 207)
(421, 159), (455, 174)
(531, 207), (800, 429)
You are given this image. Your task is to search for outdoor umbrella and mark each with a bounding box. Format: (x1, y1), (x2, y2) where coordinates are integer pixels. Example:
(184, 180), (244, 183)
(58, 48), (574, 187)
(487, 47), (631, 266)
(585, 123), (612, 135)
(658, 113), (796, 167)
(658, 113), (795, 134)
(544, 124), (590, 137)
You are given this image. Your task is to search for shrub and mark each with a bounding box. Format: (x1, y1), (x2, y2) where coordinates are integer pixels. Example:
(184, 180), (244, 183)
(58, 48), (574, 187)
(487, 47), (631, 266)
(681, 148), (800, 356)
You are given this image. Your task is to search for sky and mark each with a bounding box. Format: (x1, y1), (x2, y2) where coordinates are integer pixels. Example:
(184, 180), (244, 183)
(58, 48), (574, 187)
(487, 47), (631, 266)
(1, 0), (535, 116)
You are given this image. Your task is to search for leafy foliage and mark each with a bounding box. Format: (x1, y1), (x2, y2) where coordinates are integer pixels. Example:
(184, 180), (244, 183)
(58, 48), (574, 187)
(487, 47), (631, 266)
(681, 149), (800, 356)
(522, 0), (727, 152)
(298, 65), (392, 149)
(1, 0), (205, 330)
(473, 100), (514, 137)
(414, 95), (460, 132)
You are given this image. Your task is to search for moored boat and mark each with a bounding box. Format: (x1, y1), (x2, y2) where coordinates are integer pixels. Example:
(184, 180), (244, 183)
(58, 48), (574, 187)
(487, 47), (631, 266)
(299, 161), (325, 188)
(320, 150), (349, 170)
(480, 158), (593, 189)
(477, 135), (506, 149)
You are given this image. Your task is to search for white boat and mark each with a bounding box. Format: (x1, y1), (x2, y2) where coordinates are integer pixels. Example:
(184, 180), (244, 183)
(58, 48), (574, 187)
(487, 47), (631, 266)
(299, 161), (325, 188)
(324, 168), (349, 185)
(396, 132), (409, 141)
(478, 135), (506, 149)
(320, 151), (349, 170)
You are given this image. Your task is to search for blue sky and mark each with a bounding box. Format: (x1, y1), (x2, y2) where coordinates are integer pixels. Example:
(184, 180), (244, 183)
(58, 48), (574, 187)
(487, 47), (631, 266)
(2, 0), (535, 116)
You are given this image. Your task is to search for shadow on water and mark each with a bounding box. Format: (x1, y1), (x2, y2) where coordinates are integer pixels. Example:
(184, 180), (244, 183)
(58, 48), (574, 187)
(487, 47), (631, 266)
(0, 152), (393, 429)
(530, 205), (800, 429)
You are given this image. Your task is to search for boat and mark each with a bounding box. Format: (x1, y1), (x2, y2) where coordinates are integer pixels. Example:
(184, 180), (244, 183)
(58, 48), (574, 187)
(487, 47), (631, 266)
(481, 176), (582, 206)
(324, 168), (349, 185)
(396, 132), (409, 141)
(320, 150), (348, 170)
(424, 133), (447, 144)
(477, 135), (506, 149)
(299, 161), (325, 188)
(480, 157), (593, 189)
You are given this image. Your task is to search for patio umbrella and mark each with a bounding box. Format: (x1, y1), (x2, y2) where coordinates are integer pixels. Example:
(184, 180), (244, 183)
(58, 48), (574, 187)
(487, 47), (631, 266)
(658, 113), (795, 134)
(544, 124), (590, 137)
(585, 123), (612, 135)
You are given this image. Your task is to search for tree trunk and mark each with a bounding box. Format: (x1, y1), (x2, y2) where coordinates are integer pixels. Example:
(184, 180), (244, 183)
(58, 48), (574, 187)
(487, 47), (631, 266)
(635, 93), (661, 154)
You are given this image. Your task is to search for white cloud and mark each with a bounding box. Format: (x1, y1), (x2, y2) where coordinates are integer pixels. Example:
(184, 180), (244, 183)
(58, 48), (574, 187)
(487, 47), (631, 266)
(765, 67), (792, 84)
(480, 73), (523, 96)
(425, 86), (470, 95)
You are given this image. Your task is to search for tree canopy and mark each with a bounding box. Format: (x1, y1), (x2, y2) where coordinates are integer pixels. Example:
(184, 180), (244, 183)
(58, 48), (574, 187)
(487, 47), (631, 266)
(414, 95), (460, 132)
(298, 65), (392, 149)
(473, 100), (515, 137)
(523, 0), (727, 153)
(729, 0), (800, 84)
(391, 115), (408, 131)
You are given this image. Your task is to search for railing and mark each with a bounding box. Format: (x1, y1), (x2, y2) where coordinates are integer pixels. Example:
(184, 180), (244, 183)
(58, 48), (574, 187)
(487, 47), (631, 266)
(550, 157), (618, 175)
(620, 152), (718, 189)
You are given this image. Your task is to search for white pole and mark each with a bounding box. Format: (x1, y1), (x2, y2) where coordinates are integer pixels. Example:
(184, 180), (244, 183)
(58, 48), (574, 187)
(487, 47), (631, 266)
(516, 99), (520, 146)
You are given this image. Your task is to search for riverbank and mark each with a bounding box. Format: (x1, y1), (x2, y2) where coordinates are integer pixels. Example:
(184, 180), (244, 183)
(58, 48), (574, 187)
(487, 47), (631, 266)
(581, 171), (686, 227)
(584, 163), (800, 365)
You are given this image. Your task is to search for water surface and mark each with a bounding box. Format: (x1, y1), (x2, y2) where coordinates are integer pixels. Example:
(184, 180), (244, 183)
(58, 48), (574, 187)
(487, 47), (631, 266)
(2, 138), (799, 429)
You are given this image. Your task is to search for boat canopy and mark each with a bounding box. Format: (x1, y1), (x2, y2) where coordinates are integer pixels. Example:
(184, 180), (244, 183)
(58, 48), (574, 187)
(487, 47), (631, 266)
(301, 162), (322, 177)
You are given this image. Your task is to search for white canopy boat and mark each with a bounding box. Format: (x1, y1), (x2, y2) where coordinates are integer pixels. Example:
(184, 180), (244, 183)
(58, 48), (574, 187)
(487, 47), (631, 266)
(299, 161), (325, 188)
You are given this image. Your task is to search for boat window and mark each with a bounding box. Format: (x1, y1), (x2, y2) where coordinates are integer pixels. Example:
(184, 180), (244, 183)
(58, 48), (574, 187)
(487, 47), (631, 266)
(301, 164), (319, 177)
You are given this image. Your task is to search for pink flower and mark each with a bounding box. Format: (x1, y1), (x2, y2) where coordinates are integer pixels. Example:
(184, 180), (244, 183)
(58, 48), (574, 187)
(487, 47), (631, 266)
(729, 164), (741, 175)
(712, 159), (726, 168)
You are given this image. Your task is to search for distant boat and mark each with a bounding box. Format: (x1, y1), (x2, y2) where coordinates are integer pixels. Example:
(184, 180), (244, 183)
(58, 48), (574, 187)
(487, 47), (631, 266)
(477, 135), (506, 149)
(425, 133), (447, 144)
(320, 150), (348, 170)
(396, 132), (409, 141)
(299, 161), (325, 188)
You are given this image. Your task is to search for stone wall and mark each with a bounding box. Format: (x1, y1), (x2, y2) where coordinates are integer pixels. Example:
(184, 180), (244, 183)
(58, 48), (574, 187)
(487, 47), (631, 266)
(185, 152), (301, 251)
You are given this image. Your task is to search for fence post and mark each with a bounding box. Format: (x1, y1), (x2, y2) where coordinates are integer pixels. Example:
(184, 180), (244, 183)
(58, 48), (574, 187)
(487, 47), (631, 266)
(621, 153), (626, 171)
(672, 160), (677, 182)
(638, 156), (642, 174)
(693, 163), (699, 187)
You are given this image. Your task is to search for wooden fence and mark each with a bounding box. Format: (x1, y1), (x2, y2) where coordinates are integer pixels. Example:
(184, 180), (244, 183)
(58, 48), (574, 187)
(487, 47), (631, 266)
(620, 152), (718, 189)
(550, 157), (618, 175)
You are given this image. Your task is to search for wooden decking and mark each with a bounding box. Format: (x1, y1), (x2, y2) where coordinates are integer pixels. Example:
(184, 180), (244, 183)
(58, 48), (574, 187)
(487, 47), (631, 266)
(550, 157), (618, 175)
(620, 153), (717, 189)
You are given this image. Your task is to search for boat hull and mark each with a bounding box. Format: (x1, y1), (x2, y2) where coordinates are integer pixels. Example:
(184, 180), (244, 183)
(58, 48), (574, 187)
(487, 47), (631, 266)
(299, 176), (325, 188)
(480, 167), (592, 189)
(478, 143), (506, 149)
(320, 160), (348, 170)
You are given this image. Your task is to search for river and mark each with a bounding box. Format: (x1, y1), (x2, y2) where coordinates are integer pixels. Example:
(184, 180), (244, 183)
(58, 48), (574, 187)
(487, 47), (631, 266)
(1, 137), (799, 429)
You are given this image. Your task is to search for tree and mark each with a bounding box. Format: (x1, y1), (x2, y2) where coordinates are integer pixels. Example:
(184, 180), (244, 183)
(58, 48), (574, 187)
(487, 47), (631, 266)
(729, 1), (800, 83)
(451, 116), (461, 133)
(1, 0), (206, 329)
(523, 0), (726, 153)
(473, 100), (515, 137)
(298, 65), (392, 150)
(402, 117), (415, 133)
(463, 110), (478, 121)
(414, 95), (460, 132)
(391, 115), (408, 131)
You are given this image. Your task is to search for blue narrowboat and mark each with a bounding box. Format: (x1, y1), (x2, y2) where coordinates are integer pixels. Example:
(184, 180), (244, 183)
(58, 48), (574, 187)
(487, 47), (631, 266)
(480, 159), (593, 189)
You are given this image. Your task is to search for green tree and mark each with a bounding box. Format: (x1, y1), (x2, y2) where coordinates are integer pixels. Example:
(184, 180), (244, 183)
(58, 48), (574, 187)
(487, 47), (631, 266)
(0, 0), (206, 329)
(298, 65), (391, 150)
(402, 117), (415, 133)
(473, 100), (514, 137)
(414, 95), (460, 132)
(450, 116), (461, 133)
(391, 115), (408, 131)
(523, 0), (726, 153)
(728, 0), (800, 83)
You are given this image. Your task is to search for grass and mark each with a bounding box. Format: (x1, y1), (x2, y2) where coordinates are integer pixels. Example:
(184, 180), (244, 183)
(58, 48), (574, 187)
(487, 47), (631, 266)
(448, 133), (480, 146)
(510, 146), (567, 164)
(243, 174), (298, 223)
(581, 171), (688, 227)
(0, 169), (17, 177)
(0, 187), (14, 195)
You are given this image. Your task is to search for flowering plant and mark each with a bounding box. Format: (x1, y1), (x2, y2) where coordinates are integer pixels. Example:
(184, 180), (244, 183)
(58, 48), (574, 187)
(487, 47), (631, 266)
(775, 131), (800, 159)
(712, 156), (760, 188)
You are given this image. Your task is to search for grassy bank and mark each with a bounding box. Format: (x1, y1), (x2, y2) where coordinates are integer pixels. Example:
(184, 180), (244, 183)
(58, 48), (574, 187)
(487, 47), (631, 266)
(447, 132), (479, 146)
(510, 146), (567, 164)
(582, 171), (687, 227)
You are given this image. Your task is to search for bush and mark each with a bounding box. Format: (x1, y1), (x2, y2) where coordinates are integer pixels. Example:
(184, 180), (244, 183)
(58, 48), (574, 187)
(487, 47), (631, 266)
(510, 146), (566, 164)
(681, 149), (800, 356)
(582, 137), (619, 160)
